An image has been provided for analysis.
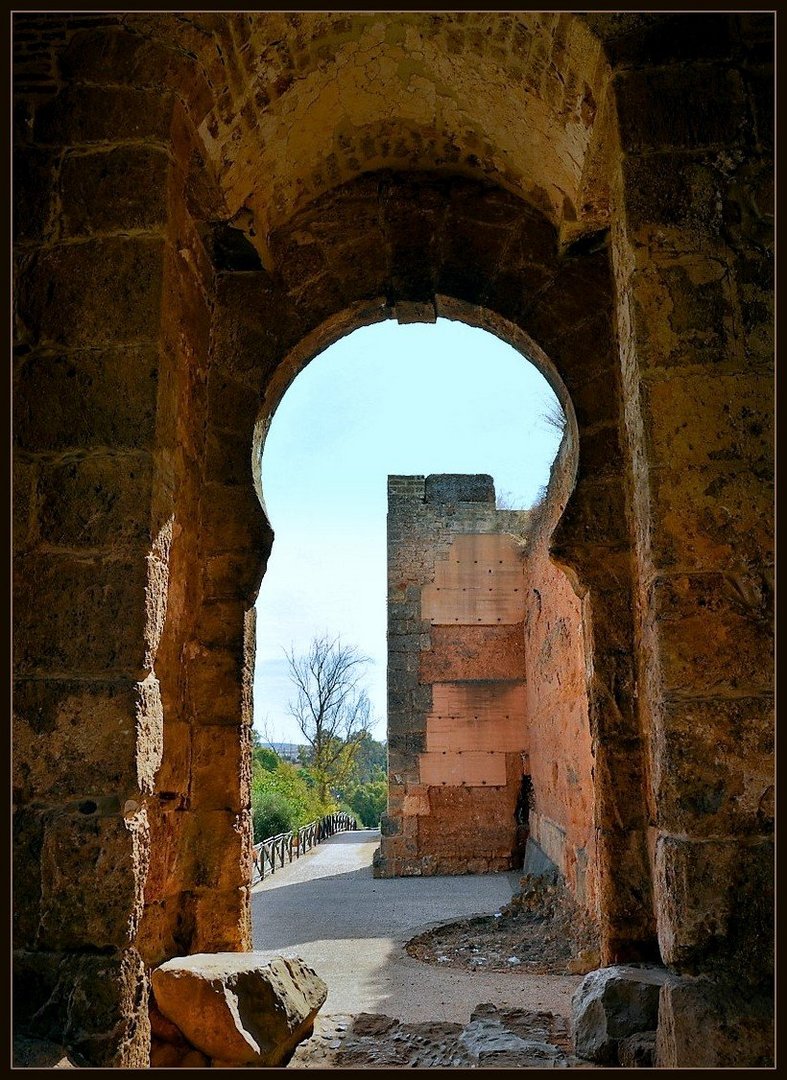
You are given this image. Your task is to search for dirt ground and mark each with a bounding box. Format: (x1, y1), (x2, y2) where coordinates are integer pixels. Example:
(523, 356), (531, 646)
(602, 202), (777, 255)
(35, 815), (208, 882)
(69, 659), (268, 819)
(289, 876), (601, 1069)
(405, 874), (601, 977)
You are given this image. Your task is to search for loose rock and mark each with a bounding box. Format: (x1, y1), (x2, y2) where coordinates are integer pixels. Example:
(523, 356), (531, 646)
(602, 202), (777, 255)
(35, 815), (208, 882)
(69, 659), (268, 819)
(571, 965), (674, 1064)
(151, 953), (327, 1067)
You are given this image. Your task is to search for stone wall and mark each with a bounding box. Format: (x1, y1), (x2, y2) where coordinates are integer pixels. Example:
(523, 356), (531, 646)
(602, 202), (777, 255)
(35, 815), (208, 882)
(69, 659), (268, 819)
(378, 474), (531, 876)
(524, 534), (597, 915)
(13, 11), (772, 1068)
(608, 15), (774, 996)
(380, 474), (599, 919)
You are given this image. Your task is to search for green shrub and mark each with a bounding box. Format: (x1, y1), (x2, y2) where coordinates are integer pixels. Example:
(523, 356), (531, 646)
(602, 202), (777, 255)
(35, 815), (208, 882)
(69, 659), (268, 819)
(251, 758), (335, 842)
(252, 790), (296, 841)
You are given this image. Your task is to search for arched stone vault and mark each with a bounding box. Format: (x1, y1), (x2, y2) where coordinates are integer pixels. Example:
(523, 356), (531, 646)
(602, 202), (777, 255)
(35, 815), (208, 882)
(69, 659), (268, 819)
(112, 11), (614, 246)
(13, 11), (773, 1068)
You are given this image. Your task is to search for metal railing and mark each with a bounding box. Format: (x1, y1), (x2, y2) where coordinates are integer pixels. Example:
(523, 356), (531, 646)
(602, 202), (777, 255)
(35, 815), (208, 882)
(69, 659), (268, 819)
(251, 811), (357, 885)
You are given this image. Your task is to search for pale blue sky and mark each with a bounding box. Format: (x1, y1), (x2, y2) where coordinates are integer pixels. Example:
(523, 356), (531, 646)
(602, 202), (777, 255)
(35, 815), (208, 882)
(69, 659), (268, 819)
(253, 318), (563, 745)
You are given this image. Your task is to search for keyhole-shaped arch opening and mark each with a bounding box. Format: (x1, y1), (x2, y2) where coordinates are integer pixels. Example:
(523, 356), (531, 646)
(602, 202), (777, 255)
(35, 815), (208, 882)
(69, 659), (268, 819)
(252, 315), (574, 746)
(250, 308), (597, 923)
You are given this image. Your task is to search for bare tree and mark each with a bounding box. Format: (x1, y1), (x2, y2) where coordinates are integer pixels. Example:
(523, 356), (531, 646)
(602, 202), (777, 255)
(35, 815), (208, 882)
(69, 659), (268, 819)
(539, 396), (567, 436)
(284, 634), (373, 802)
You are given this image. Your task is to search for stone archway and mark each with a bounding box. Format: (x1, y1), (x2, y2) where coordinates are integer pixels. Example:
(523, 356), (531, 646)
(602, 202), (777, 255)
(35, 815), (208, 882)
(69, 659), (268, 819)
(13, 11), (773, 1068)
(188, 171), (655, 974)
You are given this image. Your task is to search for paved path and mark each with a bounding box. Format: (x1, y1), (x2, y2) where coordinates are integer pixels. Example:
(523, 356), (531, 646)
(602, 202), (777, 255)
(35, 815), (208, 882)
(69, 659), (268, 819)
(251, 829), (582, 1024)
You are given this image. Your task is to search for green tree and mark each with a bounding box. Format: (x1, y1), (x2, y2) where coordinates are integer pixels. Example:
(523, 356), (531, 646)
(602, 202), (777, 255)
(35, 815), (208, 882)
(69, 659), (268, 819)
(253, 744), (280, 773)
(351, 734), (387, 784)
(346, 777), (388, 828)
(250, 757), (333, 842)
(284, 635), (374, 802)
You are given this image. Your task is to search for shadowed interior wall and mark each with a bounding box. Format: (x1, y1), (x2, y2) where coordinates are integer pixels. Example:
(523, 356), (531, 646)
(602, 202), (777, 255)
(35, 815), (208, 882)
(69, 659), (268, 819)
(524, 529), (598, 916)
(13, 11), (772, 1068)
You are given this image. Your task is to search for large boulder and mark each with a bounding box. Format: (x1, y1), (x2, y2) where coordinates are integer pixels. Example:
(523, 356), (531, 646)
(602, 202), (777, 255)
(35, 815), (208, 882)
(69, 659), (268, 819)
(571, 965), (674, 1064)
(151, 953), (328, 1067)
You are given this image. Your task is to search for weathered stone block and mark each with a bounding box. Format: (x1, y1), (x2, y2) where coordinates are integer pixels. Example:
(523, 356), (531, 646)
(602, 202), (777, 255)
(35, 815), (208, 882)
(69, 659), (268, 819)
(490, 265), (554, 323)
(13, 146), (58, 244)
(567, 367), (619, 429)
(204, 426), (256, 488)
(653, 696), (773, 836)
(738, 256), (774, 369)
(13, 946), (150, 1067)
(421, 623), (525, 682)
(186, 645), (245, 725)
(147, 719), (190, 803)
(593, 739), (647, 832)
(161, 239), (214, 360)
(379, 812), (400, 837)
(618, 1030), (656, 1067)
(34, 84), (175, 145)
(151, 954), (326, 1066)
(594, 828), (656, 960)
(37, 810), (148, 951)
(190, 724), (250, 811)
(137, 896), (186, 969)
(526, 253), (613, 352)
(650, 462), (774, 571)
(196, 598), (248, 650)
(13, 347), (159, 452)
(14, 552), (150, 677)
(200, 483), (270, 556)
(209, 308), (280, 384)
(655, 976), (774, 1067)
(549, 311), (616, 391)
(654, 833), (773, 979)
(195, 809), (250, 893)
(630, 259), (734, 369)
(203, 551), (268, 605)
(621, 152), (724, 246)
(572, 965), (673, 1064)
(13, 678), (144, 805)
(16, 237), (164, 348)
(640, 371), (773, 470)
(12, 805), (46, 949)
(417, 783), (518, 861)
(745, 65), (774, 152)
(387, 729), (426, 756)
(59, 26), (198, 90)
(584, 588), (634, 657)
(36, 452), (153, 551)
(574, 424), (623, 482)
(13, 1033), (79, 1069)
(557, 481), (626, 548)
(13, 458), (34, 552)
(653, 572), (773, 696)
(616, 67), (746, 153)
(59, 146), (169, 235)
(193, 885), (252, 954)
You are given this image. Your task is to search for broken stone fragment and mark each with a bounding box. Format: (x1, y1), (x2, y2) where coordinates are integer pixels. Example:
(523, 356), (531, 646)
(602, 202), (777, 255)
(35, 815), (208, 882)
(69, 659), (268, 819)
(151, 953), (328, 1067)
(571, 965), (675, 1064)
(460, 1008), (561, 1066)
